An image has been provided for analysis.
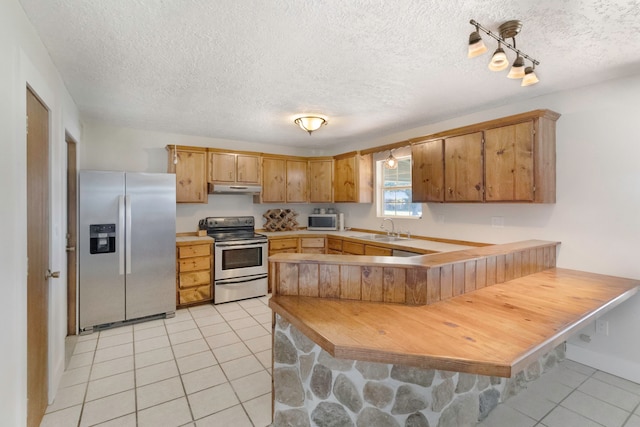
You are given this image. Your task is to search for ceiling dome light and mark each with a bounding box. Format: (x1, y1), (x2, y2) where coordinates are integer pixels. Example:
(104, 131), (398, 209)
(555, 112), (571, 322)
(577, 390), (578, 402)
(521, 66), (539, 86)
(294, 115), (327, 135)
(507, 55), (525, 79)
(488, 44), (509, 71)
(467, 30), (487, 58)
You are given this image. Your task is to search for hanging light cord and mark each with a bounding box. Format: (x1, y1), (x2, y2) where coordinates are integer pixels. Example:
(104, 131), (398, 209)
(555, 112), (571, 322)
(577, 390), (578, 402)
(470, 19), (540, 66)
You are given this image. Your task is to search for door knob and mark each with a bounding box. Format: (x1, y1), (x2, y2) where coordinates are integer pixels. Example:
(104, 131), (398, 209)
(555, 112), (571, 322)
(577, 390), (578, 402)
(66, 246), (76, 252)
(45, 269), (60, 280)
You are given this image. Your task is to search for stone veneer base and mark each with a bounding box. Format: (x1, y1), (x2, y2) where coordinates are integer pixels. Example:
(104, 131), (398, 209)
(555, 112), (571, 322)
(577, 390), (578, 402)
(272, 314), (566, 427)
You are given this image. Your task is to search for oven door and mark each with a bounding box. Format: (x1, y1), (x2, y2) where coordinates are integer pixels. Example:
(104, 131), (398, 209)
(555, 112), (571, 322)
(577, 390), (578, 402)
(214, 239), (268, 280)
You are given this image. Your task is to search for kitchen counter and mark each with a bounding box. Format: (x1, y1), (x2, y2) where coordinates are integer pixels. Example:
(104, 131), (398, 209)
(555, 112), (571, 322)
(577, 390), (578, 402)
(176, 235), (214, 245)
(270, 268), (639, 377)
(261, 229), (479, 254)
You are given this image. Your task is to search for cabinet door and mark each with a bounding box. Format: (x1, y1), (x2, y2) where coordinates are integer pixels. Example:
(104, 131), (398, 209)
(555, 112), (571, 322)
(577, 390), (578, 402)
(484, 121), (534, 201)
(262, 158), (286, 203)
(364, 245), (392, 256)
(209, 153), (236, 183)
(173, 150), (207, 203)
(286, 160), (308, 203)
(308, 160), (333, 203)
(237, 154), (261, 184)
(412, 140), (444, 202)
(334, 156), (356, 202)
(444, 132), (483, 202)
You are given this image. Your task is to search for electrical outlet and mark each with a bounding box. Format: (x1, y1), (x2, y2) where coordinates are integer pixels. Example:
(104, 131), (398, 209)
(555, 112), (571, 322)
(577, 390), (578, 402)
(595, 319), (609, 336)
(491, 216), (504, 228)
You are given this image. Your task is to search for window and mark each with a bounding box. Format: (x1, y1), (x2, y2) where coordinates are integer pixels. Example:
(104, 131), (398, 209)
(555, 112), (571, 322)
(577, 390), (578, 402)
(377, 155), (422, 218)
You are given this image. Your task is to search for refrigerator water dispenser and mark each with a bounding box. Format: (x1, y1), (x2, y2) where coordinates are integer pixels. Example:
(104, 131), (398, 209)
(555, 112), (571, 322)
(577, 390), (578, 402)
(89, 224), (116, 254)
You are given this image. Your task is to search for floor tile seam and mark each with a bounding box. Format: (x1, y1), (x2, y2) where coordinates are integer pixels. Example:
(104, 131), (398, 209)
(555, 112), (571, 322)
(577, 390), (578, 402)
(592, 372), (640, 398)
(557, 389), (627, 426)
(577, 382), (640, 413)
(504, 396), (559, 424)
(564, 387), (635, 413)
(160, 324), (197, 426)
(87, 368), (136, 387)
(543, 403), (609, 427)
(78, 390), (137, 427)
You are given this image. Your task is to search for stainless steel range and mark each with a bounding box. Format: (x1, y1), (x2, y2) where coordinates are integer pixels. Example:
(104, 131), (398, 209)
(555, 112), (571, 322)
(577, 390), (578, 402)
(199, 216), (268, 304)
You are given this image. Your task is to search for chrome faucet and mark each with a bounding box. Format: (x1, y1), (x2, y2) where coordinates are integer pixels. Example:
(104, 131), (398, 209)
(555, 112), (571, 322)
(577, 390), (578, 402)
(380, 218), (395, 236)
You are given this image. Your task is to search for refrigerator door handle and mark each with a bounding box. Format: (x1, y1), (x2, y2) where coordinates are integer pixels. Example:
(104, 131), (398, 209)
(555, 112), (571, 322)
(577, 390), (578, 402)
(125, 195), (132, 275)
(118, 195), (125, 275)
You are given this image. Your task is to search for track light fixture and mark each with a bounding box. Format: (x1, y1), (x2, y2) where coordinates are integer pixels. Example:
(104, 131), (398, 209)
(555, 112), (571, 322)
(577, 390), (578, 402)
(468, 19), (540, 86)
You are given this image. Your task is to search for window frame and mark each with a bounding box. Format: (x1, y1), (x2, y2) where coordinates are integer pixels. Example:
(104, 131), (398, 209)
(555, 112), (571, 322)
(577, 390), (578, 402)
(375, 154), (422, 219)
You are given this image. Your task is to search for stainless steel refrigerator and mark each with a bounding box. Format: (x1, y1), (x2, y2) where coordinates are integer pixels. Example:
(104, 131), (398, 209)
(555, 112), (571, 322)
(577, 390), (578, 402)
(79, 171), (176, 333)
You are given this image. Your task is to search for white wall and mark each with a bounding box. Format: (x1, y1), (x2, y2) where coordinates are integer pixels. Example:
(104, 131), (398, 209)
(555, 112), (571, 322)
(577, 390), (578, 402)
(1, 0), (81, 426)
(81, 120), (333, 232)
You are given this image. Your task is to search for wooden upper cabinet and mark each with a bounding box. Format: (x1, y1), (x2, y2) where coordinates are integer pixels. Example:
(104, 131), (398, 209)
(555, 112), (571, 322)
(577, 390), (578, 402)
(236, 155), (261, 183)
(208, 152), (261, 184)
(308, 159), (333, 203)
(167, 146), (207, 203)
(412, 139), (444, 202)
(444, 132), (484, 202)
(208, 152), (235, 183)
(334, 152), (373, 203)
(485, 121), (534, 201)
(261, 157), (286, 203)
(286, 159), (308, 203)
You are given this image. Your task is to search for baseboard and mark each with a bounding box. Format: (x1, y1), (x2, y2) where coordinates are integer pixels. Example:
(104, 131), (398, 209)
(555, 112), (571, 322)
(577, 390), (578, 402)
(566, 343), (640, 384)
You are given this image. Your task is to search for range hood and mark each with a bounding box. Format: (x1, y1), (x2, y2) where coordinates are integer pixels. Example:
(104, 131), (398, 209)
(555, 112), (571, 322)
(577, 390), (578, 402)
(209, 183), (262, 195)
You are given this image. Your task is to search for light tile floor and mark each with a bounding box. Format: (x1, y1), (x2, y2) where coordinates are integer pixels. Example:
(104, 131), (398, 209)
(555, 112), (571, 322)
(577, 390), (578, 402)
(478, 359), (640, 427)
(41, 294), (640, 427)
(40, 295), (273, 427)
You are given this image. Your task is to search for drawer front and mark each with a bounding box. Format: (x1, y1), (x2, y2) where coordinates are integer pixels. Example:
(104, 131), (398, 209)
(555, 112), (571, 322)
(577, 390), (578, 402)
(342, 241), (364, 255)
(178, 256), (211, 272)
(178, 244), (211, 258)
(327, 238), (343, 251)
(178, 284), (211, 305)
(270, 238), (298, 250)
(364, 245), (392, 256)
(270, 248), (298, 256)
(300, 248), (325, 254)
(179, 270), (211, 288)
(300, 237), (325, 248)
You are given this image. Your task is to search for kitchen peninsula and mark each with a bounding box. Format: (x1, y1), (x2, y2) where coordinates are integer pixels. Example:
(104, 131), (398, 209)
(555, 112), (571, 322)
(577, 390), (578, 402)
(268, 240), (639, 426)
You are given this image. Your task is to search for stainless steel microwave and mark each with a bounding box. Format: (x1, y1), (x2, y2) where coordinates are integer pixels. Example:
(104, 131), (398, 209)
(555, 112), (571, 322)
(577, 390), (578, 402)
(308, 213), (341, 231)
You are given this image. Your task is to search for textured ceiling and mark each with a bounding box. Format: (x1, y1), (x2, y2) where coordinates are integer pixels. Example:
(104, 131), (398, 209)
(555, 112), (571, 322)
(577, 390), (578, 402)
(18, 0), (640, 148)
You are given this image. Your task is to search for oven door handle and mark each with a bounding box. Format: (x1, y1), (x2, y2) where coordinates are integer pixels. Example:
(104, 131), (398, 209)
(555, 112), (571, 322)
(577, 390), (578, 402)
(216, 274), (268, 286)
(215, 241), (268, 248)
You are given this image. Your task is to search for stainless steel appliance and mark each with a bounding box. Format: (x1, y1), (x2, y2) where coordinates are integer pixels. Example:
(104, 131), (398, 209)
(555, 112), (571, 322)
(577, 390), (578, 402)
(308, 213), (342, 231)
(199, 216), (268, 304)
(79, 171), (176, 333)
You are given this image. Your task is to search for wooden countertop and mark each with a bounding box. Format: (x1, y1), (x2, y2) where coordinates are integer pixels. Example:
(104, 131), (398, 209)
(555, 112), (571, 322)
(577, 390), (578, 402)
(269, 268), (638, 377)
(176, 236), (213, 246)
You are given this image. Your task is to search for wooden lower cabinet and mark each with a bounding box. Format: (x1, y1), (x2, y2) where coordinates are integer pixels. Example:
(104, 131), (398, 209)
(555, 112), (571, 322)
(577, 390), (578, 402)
(300, 237), (326, 254)
(342, 241), (365, 255)
(327, 237), (343, 254)
(269, 237), (298, 255)
(364, 244), (393, 256)
(176, 239), (213, 307)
